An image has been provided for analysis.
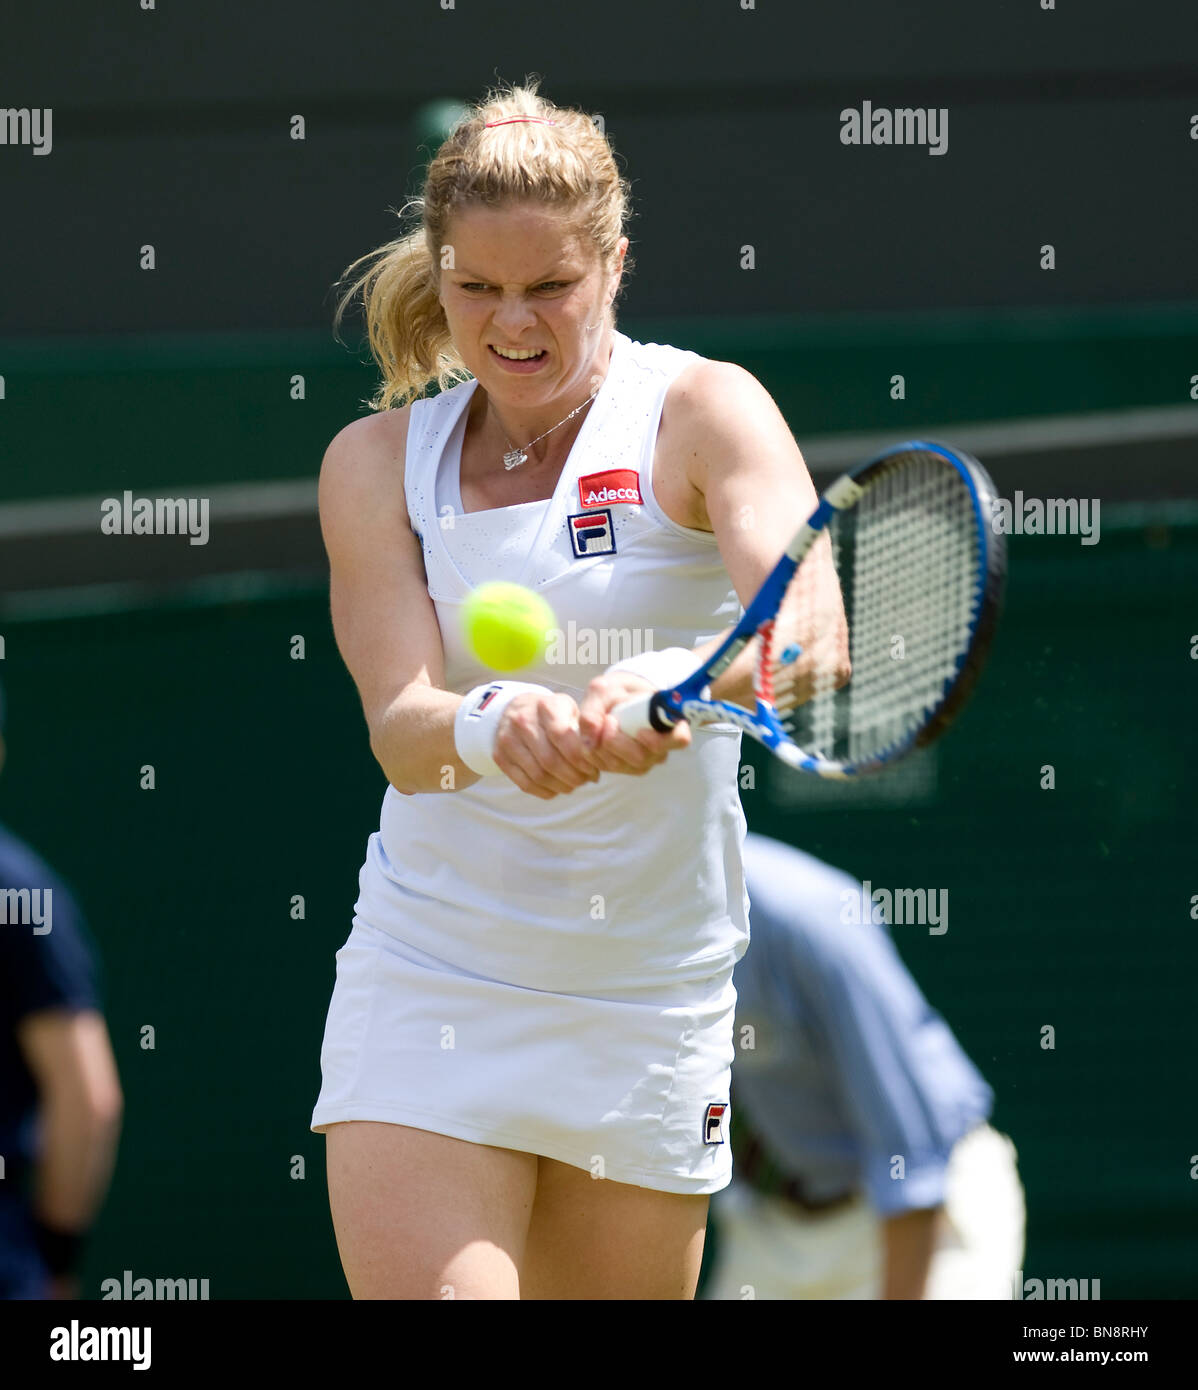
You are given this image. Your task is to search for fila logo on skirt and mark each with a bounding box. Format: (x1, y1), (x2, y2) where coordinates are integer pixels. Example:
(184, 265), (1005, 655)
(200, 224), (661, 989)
(703, 1102), (730, 1145)
(568, 508), (616, 558)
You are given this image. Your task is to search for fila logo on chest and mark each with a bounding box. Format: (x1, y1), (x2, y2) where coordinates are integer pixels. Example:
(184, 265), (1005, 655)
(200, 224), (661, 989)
(568, 508), (616, 558)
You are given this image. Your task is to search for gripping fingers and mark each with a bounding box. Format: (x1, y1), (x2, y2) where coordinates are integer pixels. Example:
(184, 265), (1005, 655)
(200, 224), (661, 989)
(594, 719), (690, 775)
(494, 693), (601, 797)
(579, 675), (692, 777)
(497, 744), (580, 799)
(537, 693), (604, 785)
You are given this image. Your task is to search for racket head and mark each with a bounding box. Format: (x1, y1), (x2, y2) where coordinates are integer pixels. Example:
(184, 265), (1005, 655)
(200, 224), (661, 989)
(673, 440), (1006, 776)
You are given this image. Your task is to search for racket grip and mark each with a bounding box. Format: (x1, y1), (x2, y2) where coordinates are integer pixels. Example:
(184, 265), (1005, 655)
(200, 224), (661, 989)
(615, 691), (658, 736)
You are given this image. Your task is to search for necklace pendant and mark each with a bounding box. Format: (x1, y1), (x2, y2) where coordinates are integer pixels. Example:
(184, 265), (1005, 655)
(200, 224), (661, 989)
(503, 448), (527, 470)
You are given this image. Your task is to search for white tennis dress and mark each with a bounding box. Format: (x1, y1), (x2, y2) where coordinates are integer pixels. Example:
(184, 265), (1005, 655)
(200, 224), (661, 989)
(311, 331), (750, 1193)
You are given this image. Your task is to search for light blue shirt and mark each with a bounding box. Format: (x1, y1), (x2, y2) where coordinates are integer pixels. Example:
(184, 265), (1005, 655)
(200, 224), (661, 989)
(731, 834), (993, 1215)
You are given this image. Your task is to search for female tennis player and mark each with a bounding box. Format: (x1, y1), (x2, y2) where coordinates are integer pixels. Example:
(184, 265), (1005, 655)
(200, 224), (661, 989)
(310, 78), (840, 1300)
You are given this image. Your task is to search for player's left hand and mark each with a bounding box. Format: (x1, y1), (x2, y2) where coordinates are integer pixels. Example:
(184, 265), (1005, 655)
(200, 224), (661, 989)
(576, 672), (692, 775)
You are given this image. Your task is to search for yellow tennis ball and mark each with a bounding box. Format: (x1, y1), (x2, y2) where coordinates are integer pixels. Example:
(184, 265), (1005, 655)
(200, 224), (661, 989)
(462, 581), (556, 672)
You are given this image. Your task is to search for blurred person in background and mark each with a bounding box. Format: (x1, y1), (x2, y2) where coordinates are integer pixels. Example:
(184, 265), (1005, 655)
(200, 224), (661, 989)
(0, 679), (123, 1298)
(702, 832), (1024, 1300)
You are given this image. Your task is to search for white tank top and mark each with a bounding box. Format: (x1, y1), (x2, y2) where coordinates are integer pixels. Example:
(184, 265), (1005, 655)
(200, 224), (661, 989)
(362, 331), (750, 993)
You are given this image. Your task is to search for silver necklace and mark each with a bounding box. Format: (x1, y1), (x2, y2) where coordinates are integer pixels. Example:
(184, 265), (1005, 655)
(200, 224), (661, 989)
(501, 382), (602, 470)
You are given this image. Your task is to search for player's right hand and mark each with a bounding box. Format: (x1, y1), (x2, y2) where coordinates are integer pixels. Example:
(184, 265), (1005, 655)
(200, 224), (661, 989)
(492, 691), (606, 799)
(576, 671), (693, 775)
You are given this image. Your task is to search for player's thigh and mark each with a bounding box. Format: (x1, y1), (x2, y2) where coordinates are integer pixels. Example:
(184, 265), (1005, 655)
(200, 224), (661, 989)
(324, 1120), (538, 1299)
(521, 1155), (710, 1299)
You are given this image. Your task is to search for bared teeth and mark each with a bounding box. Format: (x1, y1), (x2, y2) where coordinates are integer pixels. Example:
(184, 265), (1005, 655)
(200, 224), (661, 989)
(492, 346), (545, 360)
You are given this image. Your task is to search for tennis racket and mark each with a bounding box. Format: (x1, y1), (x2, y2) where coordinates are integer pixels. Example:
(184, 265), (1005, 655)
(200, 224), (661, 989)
(614, 440), (1006, 777)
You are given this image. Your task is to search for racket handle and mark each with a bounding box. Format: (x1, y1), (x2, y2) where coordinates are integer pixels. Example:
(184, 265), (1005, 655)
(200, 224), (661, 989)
(615, 691), (656, 736)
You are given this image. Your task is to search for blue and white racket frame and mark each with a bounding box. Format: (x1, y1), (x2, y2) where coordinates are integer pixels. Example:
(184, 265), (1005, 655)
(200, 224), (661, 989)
(615, 440), (1007, 778)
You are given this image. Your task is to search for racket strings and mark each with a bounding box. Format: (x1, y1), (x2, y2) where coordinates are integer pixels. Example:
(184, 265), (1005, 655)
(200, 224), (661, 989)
(768, 454), (982, 764)
(843, 460), (977, 758)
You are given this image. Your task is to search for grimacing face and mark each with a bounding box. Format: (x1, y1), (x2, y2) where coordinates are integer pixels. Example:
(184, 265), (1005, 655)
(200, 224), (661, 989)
(438, 201), (626, 407)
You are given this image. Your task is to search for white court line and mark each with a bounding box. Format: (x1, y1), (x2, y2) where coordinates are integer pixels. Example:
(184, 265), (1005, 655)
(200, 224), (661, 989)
(0, 478), (318, 538)
(800, 404), (1198, 469)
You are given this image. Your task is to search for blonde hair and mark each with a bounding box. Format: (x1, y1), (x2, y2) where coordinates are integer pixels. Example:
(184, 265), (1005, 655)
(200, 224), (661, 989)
(331, 78), (634, 411)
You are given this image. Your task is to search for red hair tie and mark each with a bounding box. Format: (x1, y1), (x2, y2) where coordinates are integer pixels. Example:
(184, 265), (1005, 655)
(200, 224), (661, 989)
(483, 117), (557, 127)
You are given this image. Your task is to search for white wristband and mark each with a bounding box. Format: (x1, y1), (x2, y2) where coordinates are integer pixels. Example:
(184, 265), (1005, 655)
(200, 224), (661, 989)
(454, 681), (551, 777)
(606, 646), (699, 692)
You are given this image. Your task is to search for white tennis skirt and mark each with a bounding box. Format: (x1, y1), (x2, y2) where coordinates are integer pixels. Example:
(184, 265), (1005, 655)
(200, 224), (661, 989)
(310, 913), (738, 1195)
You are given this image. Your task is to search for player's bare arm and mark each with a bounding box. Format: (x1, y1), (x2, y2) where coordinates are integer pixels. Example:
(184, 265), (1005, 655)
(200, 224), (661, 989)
(320, 410), (474, 795)
(674, 359), (849, 703)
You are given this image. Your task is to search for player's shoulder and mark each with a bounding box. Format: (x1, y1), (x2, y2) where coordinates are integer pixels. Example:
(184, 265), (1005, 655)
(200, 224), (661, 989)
(318, 407), (416, 530)
(664, 356), (766, 424)
(659, 355), (783, 487)
(321, 406), (412, 477)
